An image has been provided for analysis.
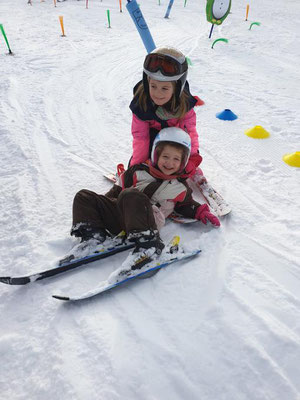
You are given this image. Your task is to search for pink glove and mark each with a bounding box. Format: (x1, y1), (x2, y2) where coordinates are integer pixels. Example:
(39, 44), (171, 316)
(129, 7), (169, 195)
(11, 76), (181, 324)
(195, 204), (220, 227)
(185, 153), (203, 176)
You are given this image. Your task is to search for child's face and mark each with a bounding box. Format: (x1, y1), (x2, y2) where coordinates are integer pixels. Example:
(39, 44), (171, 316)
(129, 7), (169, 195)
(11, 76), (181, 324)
(157, 145), (183, 175)
(149, 79), (174, 106)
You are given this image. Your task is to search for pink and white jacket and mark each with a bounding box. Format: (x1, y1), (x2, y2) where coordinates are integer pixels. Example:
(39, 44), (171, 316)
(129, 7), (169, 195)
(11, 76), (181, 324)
(107, 161), (201, 230)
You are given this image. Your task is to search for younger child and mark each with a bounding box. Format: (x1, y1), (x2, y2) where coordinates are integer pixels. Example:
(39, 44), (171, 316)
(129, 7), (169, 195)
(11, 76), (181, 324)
(129, 46), (204, 179)
(71, 128), (220, 259)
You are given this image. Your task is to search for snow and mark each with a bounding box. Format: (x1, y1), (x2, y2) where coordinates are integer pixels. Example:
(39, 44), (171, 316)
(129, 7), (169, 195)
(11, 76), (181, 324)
(0, 0), (299, 398)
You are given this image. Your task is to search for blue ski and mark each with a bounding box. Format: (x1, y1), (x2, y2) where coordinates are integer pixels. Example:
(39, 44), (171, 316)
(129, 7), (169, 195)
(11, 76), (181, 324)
(53, 238), (201, 301)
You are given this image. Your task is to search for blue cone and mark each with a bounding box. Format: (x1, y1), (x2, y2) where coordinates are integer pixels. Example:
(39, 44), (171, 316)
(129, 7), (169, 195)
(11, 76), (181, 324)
(216, 109), (238, 121)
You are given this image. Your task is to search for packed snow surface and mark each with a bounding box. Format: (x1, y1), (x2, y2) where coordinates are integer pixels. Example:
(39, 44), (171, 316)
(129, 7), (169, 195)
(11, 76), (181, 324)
(0, 0), (299, 399)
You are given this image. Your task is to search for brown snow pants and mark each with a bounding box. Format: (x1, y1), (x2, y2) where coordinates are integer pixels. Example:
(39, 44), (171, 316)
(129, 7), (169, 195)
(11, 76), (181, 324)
(72, 188), (157, 235)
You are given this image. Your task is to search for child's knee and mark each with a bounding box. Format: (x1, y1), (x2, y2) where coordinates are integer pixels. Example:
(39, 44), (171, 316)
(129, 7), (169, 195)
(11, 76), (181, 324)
(118, 188), (150, 211)
(73, 189), (96, 206)
(75, 189), (91, 199)
(119, 188), (146, 201)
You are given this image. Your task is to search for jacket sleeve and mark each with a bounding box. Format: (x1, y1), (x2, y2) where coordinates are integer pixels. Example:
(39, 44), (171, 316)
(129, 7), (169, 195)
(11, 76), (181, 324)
(173, 184), (201, 219)
(182, 109), (199, 155)
(105, 165), (150, 198)
(130, 114), (150, 166)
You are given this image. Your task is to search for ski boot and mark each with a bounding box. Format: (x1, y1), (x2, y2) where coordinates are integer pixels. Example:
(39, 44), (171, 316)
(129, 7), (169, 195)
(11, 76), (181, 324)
(128, 230), (165, 257)
(114, 230), (165, 280)
(71, 223), (107, 243)
(59, 224), (109, 265)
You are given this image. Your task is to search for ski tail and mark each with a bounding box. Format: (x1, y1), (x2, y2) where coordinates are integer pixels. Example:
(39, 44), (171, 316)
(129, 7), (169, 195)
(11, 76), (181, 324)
(187, 178), (231, 217)
(199, 182), (231, 216)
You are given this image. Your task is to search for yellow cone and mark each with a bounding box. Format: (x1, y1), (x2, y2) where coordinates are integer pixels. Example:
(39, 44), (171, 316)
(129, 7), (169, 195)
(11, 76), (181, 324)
(245, 125), (270, 139)
(283, 152), (300, 168)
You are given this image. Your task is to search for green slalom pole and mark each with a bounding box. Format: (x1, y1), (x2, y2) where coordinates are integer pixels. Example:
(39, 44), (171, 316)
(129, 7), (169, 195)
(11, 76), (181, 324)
(0, 24), (13, 55)
(106, 10), (111, 28)
(211, 38), (228, 49)
(249, 22), (261, 30)
(184, 0), (187, 7)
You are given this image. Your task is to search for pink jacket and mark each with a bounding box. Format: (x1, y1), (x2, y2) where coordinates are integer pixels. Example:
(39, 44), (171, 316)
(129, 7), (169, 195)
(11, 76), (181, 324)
(130, 109), (199, 166)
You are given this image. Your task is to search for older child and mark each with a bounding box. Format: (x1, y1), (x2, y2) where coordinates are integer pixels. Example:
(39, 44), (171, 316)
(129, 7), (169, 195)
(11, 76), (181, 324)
(71, 128), (220, 259)
(129, 46), (204, 179)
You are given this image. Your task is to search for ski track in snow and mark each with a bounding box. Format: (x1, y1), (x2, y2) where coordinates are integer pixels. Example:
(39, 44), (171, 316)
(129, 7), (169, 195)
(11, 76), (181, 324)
(0, 0), (300, 399)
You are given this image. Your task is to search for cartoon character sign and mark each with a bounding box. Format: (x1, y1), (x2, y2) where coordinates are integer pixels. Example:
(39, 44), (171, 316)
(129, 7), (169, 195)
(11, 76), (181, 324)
(206, 0), (231, 25)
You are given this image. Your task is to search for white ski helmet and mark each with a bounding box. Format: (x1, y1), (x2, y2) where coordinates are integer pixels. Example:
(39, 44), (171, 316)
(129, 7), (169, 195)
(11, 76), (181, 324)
(151, 127), (191, 171)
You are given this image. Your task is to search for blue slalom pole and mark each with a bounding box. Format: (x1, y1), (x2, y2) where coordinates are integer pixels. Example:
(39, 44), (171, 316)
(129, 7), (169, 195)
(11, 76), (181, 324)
(164, 0), (174, 18)
(126, 0), (156, 53)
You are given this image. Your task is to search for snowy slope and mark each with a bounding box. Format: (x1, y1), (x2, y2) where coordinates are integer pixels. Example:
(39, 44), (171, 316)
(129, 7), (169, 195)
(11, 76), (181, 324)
(0, 0), (299, 399)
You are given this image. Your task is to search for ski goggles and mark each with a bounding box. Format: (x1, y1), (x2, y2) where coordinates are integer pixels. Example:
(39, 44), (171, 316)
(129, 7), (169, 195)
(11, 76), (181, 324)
(144, 53), (188, 77)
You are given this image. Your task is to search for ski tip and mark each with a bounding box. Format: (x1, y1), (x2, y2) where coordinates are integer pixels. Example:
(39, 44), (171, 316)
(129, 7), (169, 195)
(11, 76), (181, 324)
(52, 294), (70, 301)
(218, 208), (232, 217)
